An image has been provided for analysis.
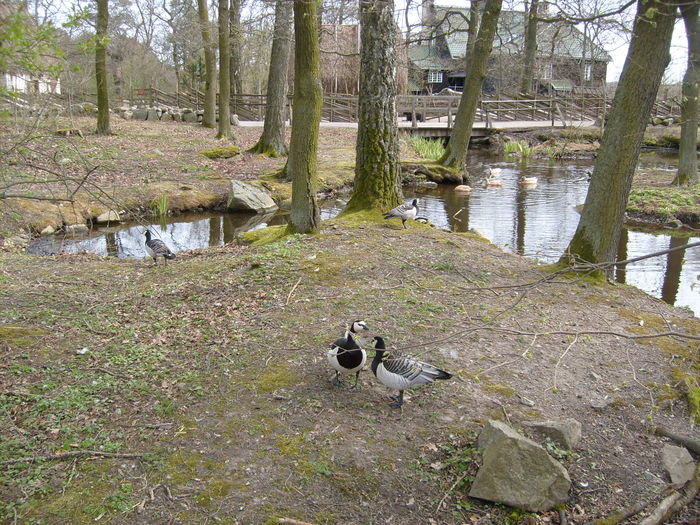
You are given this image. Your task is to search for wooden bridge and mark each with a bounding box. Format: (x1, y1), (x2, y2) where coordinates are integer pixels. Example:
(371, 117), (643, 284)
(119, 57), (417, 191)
(67, 87), (683, 133)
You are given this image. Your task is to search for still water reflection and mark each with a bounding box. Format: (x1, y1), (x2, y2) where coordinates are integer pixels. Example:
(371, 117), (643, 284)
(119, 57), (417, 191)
(28, 152), (700, 314)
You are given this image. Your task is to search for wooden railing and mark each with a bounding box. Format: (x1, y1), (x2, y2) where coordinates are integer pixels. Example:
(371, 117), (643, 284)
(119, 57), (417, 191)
(58, 88), (682, 127)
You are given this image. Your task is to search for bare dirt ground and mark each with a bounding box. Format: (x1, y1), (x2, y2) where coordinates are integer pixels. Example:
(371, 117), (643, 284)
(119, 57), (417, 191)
(1, 117), (698, 525)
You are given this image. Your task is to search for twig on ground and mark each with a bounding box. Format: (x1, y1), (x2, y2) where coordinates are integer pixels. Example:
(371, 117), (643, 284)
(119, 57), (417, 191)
(0, 450), (144, 466)
(435, 471), (469, 514)
(279, 519), (315, 525)
(551, 335), (578, 392)
(286, 277), (302, 305)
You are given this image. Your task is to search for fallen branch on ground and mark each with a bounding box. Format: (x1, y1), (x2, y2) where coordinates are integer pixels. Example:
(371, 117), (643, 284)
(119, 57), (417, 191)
(0, 450), (144, 466)
(279, 519), (315, 525)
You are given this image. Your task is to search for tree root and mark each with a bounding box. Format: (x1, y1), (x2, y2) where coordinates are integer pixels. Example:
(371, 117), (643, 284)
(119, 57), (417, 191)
(654, 426), (700, 455)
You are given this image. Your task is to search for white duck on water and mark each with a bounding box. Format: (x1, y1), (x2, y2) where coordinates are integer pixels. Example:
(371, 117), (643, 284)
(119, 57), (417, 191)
(327, 320), (370, 391)
(384, 199), (419, 229)
(370, 336), (452, 408)
(144, 230), (175, 265)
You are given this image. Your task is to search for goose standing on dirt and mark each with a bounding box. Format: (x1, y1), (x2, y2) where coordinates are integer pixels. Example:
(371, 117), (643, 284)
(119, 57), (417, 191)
(327, 320), (370, 391)
(144, 230), (175, 265)
(384, 199), (419, 229)
(370, 336), (452, 408)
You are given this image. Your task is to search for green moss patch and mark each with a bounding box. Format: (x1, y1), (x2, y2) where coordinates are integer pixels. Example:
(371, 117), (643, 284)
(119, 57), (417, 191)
(199, 145), (242, 159)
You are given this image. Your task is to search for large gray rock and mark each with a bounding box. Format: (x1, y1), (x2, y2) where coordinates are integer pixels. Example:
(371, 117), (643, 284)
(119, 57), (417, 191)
(131, 108), (148, 120)
(661, 445), (696, 485)
(146, 109), (160, 121)
(470, 420), (571, 512)
(182, 111), (198, 123)
(226, 181), (278, 214)
(524, 418), (582, 450)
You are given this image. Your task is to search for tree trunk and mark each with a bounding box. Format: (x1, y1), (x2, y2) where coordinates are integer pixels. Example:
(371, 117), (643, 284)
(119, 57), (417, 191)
(288, 0), (322, 234)
(344, 0), (401, 213)
(519, 0), (538, 95)
(229, 0), (243, 96)
(197, 0), (216, 128)
(672, 2), (700, 186)
(249, 0), (292, 157)
(437, 0), (502, 171)
(217, 0), (232, 139)
(466, 0), (480, 61)
(561, 0), (676, 271)
(95, 0), (111, 135)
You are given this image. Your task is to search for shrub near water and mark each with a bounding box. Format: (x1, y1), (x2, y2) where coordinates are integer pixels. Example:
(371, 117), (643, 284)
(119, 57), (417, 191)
(408, 137), (446, 160)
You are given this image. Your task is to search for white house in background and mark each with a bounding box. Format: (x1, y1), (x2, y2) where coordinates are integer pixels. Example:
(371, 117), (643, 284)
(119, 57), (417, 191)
(0, 72), (61, 94)
(0, 1), (61, 95)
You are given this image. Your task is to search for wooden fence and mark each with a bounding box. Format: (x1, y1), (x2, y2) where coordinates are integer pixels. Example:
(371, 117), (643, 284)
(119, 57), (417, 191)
(61, 87), (683, 127)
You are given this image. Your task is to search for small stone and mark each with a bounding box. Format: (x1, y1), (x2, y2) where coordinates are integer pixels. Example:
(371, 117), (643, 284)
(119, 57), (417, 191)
(590, 372), (602, 381)
(76, 347), (89, 355)
(40, 225), (56, 236)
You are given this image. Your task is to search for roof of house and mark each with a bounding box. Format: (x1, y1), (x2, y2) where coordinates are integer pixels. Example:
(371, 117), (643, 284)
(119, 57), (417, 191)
(433, 6), (612, 62)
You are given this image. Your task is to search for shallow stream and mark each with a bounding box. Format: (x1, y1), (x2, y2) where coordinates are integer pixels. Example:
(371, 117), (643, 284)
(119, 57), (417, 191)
(28, 151), (700, 315)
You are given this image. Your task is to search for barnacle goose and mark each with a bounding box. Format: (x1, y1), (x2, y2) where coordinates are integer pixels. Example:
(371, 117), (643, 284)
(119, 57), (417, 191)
(370, 336), (452, 408)
(144, 230), (175, 265)
(383, 199), (418, 229)
(327, 320), (370, 392)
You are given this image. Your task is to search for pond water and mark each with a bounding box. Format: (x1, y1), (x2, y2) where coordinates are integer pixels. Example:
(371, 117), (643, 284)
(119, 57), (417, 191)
(28, 151), (700, 315)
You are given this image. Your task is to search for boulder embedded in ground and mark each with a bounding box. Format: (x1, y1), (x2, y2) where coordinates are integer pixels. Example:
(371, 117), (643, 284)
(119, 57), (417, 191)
(95, 210), (121, 224)
(523, 418), (582, 450)
(182, 111), (198, 123)
(226, 181), (278, 214)
(132, 108), (148, 120)
(146, 109), (160, 121)
(661, 445), (696, 485)
(65, 224), (89, 234)
(469, 420), (571, 512)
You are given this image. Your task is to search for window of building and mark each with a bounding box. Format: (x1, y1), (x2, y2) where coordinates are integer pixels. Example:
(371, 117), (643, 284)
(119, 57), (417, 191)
(427, 70), (443, 83)
(542, 63), (552, 80)
(584, 62), (593, 82)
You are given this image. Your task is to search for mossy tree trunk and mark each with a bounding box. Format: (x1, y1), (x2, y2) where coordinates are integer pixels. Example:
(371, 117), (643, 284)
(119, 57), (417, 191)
(288, 0), (322, 234)
(95, 0), (111, 136)
(249, 0), (292, 157)
(561, 0), (676, 271)
(344, 0), (401, 213)
(518, 0), (538, 95)
(197, 0), (216, 128)
(437, 0), (501, 171)
(217, 0), (233, 140)
(672, 2), (699, 186)
(229, 0), (243, 96)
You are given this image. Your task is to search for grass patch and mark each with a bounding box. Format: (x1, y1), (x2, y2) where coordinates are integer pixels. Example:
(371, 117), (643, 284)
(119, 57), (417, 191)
(408, 137), (446, 160)
(627, 186), (700, 221)
(503, 140), (532, 158)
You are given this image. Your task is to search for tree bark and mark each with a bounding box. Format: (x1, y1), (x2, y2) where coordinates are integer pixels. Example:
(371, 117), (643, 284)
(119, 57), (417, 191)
(95, 0), (111, 135)
(197, 0), (216, 128)
(561, 0), (676, 270)
(229, 0), (243, 96)
(672, 2), (699, 186)
(344, 0), (401, 213)
(437, 0), (502, 171)
(217, 0), (232, 139)
(288, 0), (322, 234)
(249, 0), (293, 157)
(519, 0), (538, 95)
(466, 0), (480, 61)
